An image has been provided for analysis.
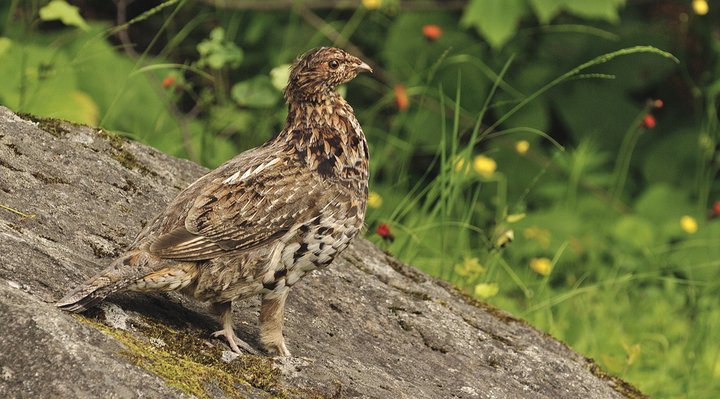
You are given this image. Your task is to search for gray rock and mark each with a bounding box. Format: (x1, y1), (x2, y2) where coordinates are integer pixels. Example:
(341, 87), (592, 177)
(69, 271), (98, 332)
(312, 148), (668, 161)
(0, 106), (646, 399)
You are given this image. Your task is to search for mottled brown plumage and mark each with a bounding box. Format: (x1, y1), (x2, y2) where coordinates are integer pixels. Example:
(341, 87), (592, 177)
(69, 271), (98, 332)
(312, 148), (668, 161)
(57, 47), (372, 356)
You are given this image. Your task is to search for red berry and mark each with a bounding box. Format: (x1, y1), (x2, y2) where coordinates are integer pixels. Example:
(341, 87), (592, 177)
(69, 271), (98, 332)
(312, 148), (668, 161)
(376, 223), (395, 242)
(162, 75), (176, 88)
(713, 201), (720, 215)
(422, 24), (443, 41)
(394, 84), (409, 111)
(642, 114), (656, 129)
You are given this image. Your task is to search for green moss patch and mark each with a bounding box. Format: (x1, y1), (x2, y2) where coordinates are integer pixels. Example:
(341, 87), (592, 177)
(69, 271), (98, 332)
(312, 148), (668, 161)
(96, 130), (155, 175)
(16, 113), (154, 175)
(78, 315), (286, 399)
(584, 358), (648, 399)
(18, 113), (71, 137)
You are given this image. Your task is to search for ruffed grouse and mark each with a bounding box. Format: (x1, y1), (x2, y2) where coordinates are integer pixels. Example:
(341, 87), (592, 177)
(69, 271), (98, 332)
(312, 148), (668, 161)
(57, 47), (372, 357)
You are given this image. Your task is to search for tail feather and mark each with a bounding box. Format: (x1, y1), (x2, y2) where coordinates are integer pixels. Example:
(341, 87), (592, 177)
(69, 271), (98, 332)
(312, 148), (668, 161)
(56, 291), (104, 313)
(56, 277), (117, 313)
(56, 252), (145, 313)
(56, 250), (188, 312)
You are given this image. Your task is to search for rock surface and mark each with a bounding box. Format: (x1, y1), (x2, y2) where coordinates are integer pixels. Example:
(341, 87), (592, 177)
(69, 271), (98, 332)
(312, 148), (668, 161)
(0, 106), (646, 399)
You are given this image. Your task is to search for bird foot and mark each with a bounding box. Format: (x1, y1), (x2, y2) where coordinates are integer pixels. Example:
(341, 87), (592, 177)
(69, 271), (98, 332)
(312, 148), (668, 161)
(212, 328), (260, 355)
(272, 341), (291, 358)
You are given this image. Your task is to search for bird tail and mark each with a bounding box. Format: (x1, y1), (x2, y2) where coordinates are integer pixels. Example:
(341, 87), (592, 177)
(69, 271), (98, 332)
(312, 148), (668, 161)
(55, 283), (111, 313)
(56, 252), (146, 313)
(56, 269), (127, 313)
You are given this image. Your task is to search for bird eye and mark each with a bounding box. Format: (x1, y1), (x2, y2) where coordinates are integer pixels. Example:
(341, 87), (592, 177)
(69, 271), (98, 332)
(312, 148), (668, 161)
(328, 60), (340, 69)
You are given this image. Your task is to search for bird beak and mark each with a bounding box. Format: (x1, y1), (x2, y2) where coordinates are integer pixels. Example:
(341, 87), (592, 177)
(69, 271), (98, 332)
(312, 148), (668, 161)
(355, 61), (373, 74)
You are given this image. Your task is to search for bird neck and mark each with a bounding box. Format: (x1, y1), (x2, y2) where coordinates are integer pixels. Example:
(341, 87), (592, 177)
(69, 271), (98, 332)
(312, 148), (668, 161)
(285, 88), (341, 111)
(287, 92), (347, 124)
(281, 90), (368, 182)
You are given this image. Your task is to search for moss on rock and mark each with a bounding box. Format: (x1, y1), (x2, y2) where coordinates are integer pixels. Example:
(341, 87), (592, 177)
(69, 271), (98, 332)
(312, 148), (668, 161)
(78, 315), (286, 399)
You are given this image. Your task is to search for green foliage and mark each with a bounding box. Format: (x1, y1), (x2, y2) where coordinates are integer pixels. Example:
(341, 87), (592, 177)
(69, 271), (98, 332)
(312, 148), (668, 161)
(2, 1), (719, 398)
(39, 0), (88, 30)
(196, 27), (243, 70)
(231, 76), (281, 108)
(463, 0), (625, 48)
(462, 0), (526, 49)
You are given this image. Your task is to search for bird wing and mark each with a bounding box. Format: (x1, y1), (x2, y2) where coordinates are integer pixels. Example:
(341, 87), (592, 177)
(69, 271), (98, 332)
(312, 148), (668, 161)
(149, 155), (321, 261)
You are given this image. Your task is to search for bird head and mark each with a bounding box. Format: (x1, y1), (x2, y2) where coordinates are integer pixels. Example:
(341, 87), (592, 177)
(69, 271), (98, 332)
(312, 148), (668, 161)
(285, 47), (372, 101)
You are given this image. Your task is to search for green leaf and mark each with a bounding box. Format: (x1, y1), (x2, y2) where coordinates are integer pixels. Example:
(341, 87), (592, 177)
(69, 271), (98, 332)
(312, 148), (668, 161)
(0, 41), (77, 114)
(0, 37), (11, 58)
(461, 0), (526, 49)
(563, 0), (625, 23)
(270, 64), (291, 91)
(209, 26), (224, 41)
(64, 91), (99, 125)
(39, 0), (89, 30)
(196, 27), (243, 70)
(528, 0), (566, 24)
(207, 53), (226, 70)
(528, 0), (625, 23)
(231, 76), (280, 108)
(612, 215), (655, 250)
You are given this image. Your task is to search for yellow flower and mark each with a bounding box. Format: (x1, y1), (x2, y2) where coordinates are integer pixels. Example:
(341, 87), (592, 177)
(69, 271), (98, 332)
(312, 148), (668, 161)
(362, 0), (382, 9)
(515, 140), (530, 155)
(680, 215), (698, 234)
(473, 155), (496, 178)
(367, 191), (383, 209)
(474, 283), (499, 298)
(523, 226), (551, 248)
(692, 0), (709, 15)
(506, 213), (526, 223)
(530, 257), (553, 276)
(454, 257), (485, 277)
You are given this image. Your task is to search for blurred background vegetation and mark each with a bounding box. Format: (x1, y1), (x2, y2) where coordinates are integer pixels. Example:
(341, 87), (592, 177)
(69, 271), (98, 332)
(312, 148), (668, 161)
(1, 0), (719, 397)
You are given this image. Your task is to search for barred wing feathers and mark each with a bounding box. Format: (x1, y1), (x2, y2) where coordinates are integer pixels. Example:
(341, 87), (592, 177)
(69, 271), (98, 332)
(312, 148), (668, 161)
(149, 154), (323, 261)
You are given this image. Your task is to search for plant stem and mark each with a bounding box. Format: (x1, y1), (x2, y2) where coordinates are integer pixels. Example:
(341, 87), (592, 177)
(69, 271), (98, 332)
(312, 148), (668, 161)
(611, 105), (652, 203)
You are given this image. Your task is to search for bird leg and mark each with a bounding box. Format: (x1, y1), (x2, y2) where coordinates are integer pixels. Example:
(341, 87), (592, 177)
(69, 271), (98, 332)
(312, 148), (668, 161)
(260, 287), (291, 357)
(211, 301), (260, 355)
